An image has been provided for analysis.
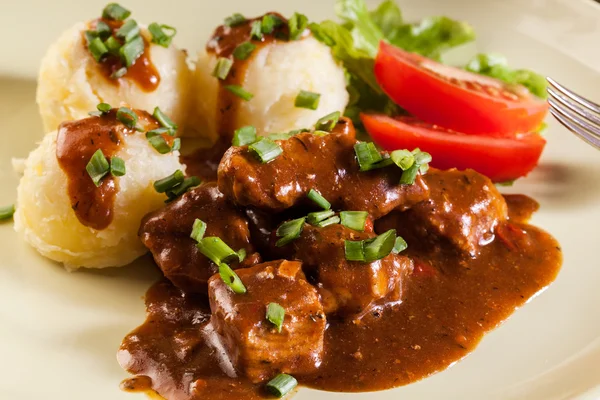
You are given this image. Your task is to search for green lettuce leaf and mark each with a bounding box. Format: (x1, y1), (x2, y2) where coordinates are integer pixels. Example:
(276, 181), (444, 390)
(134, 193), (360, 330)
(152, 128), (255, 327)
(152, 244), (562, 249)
(370, 0), (403, 39)
(466, 53), (548, 99)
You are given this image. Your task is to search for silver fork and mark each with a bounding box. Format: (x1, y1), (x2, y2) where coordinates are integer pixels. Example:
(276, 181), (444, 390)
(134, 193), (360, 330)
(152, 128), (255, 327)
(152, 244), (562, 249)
(547, 77), (600, 149)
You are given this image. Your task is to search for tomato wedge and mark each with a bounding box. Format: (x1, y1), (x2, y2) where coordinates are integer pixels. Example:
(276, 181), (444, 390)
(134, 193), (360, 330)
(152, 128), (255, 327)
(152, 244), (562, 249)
(361, 113), (546, 182)
(374, 41), (548, 137)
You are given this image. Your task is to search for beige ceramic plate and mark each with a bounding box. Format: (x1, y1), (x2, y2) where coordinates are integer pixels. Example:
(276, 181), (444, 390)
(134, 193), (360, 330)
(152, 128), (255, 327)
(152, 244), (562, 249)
(1, 0), (600, 399)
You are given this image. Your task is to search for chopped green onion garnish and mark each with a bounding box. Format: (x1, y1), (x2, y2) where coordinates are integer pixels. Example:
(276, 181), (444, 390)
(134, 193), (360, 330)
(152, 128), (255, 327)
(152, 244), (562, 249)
(86, 149), (110, 186)
(400, 163), (419, 185)
(88, 37), (108, 62)
(88, 102), (112, 117)
(171, 138), (181, 152)
(95, 21), (112, 40)
(198, 237), (239, 265)
(104, 36), (122, 55)
(340, 211), (368, 231)
(190, 219), (207, 242)
(110, 156), (126, 177)
(419, 163), (430, 174)
(288, 12), (308, 41)
(146, 127), (171, 137)
(116, 107), (138, 129)
(268, 133), (292, 141)
(315, 111), (340, 132)
(413, 150), (432, 165)
(224, 13), (246, 27)
(232, 126), (257, 146)
(392, 236), (408, 254)
(344, 240), (365, 262)
(307, 189), (330, 210)
(249, 138), (282, 163)
(102, 3), (131, 21)
(111, 67), (127, 79)
(153, 107), (177, 133)
(250, 20), (263, 40)
(154, 169), (184, 193)
(287, 128), (307, 135)
(218, 263), (247, 294)
(115, 19), (140, 43)
(266, 302), (285, 333)
(233, 41), (256, 60)
(312, 130), (328, 137)
(84, 30), (98, 45)
(148, 23), (177, 47)
(147, 135), (172, 154)
(354, 142), (382, 171)
(225, 85), (254, 101)
(166, 176), (200, 200)
(390, 149), (415, 171)
(363, 229), (397, 262)
(266, 374), (297, 398)
(497, 180), (515, 187)
(307, 210), (335, 225)
(237, 248), (247, 262)
(119, 35), (144, 67)
(295, 90), (321, 110)
(212, 57), (233, 80)
(276, 217), (306, 247)
(0, 205), (15, 221)
(262, 14), (283, 34)
(315, 215), (340, 228)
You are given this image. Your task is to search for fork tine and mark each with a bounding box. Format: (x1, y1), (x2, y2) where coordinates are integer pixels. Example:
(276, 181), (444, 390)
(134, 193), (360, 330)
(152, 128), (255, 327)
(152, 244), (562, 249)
(549, 108), (600, 150)
(549, 96), (600, 140)
(547, 77), (600, 114)
(548, 87), (600, 128)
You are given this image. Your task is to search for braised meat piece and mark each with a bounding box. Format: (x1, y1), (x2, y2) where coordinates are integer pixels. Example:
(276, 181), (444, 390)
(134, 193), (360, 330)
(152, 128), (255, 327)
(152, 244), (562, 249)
(377, 169), (508, 257)
(218, 118), (429, 219)
(208, 260), (326, 383)
(289, 224), (413, 318)
(139, 182), (260, 294)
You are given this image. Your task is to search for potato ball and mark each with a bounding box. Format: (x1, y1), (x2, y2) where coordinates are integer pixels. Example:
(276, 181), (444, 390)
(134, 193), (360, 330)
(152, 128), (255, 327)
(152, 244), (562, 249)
(14, 119), (185, 270)
(193, 35), (349, 142)
(37, 22), (193, 133)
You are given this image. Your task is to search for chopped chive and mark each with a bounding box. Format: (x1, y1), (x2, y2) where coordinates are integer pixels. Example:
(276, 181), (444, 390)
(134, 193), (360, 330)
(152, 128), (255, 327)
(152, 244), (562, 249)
(307, 189), (330, 210)
(390, 149), (415, 171)
(224, 13), (246, 27)
(146, 127), (171, 137)
(289, 12), (308, 41)
(225, 85), (254, 101)
(276, 217), (306, 247)
(153, 107), (178, 133)
(147, 135), (172, 154)
(307, 210), (335, 225)
(111, 67), (127, 79)
(419, 163), (430, 174)
(171, 138), (181, 152)
(237, 248), (247, 262)
(315, 215), (340, 228)
(102, 3), (131, 21)
(250, 20), (263, 40)
(266, 303), (286, 332)
(218, 263), (247, 294)
(190, 219), (207, 242)
(313, 130), (328, 137)
(110, 156), (126, 177)
(233, 41), (256, 60)
(104, 36), (122, 55)
(400, 163), (419, 185)
(392, 236), (408, 254)
(295, 90), (321, 110)
(86, 149), (110, 186)
(262, 14), (283, 34)
(363, 229), (397, 262)
(89, 102), (111, 116)
(95, 21), (112, 40)
(166, 176), (200, 200)
(148, 23), (177, 47)
(268, 132), (292, 141)
(354, 142), (382, 171)
(315, 111), (340, 132)
(345, 240), (365, 262)
(212, 57), (233, 80)
(0, 205), (15, 221)
(88, 37), (108, 62)
(266, 374), (298, 398)
(115, 19), (140, 43)
(153, 169), (184, 193)
(340, 211), (368, 231)
(413, 150), (432, 165)
(198, 237), (239, 265)
(497, 180), (515, 187)
(249, 138), (282, 163)
(116, 107), (138, 128)
(84, 30), (98, 44)
(119, 35), (144, 67)
(232, 126), (257, 146)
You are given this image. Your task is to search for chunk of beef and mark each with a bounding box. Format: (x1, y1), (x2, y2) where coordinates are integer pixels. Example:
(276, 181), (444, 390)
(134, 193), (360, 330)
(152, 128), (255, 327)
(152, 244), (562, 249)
(377, 169), (508, 257)
(208, 260), (326, 383)
(139, 182), (260, 294)
(289, 224), (413, 318)
(218, 118), (429, 219)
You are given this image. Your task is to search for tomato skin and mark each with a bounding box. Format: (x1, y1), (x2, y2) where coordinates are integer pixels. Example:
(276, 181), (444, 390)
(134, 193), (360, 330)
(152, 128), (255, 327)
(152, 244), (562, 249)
(361, 113), (546, 182)
(374, 41), (549, 137)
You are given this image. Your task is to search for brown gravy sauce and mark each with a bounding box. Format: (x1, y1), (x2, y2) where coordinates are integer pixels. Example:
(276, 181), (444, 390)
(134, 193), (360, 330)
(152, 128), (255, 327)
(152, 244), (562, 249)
(118, 194), (562, 398)
(56, 110), (164, 230)
(86, 18), (160, 92)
